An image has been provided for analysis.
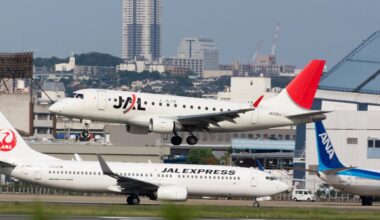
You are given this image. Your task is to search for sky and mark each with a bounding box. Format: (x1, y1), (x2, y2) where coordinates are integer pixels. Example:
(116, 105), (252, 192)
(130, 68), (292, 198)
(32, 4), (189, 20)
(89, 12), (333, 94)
(0, 0), (379, 67)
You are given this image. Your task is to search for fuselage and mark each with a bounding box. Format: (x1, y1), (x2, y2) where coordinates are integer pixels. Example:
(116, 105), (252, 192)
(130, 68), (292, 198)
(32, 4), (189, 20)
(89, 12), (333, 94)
(49, 89), (309, 133)
(319, 169), (380, 196)
(4, 160), (289, 198)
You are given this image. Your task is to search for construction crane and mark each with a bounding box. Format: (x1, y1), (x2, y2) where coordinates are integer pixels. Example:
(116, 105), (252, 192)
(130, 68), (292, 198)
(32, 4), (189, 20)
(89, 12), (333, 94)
(271, 22), (281, 56)
(251, 39), (262, 65)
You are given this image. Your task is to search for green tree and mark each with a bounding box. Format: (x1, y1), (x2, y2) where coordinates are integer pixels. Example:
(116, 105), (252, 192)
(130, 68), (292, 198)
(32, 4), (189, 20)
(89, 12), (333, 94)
(187, 148), (218, 165)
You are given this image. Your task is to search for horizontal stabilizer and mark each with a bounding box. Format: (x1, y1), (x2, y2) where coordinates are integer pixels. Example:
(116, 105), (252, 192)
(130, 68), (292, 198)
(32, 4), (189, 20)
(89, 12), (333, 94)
(286, 111), (330, 121)
(323, 166), (356, 175)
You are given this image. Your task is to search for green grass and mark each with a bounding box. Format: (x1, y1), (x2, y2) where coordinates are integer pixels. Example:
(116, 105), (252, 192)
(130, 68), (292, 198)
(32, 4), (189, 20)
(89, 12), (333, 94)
(1, 202), (380, 219)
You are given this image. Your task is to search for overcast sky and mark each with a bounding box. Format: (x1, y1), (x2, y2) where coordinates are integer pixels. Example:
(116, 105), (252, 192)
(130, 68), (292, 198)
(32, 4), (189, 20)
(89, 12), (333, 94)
(0, 0), (379, 67)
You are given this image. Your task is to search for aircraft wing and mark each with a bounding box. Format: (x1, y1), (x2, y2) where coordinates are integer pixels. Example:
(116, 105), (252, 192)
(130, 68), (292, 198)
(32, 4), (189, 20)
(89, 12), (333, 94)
(97, 155), (158, 193)
(174, 108), (254, 129)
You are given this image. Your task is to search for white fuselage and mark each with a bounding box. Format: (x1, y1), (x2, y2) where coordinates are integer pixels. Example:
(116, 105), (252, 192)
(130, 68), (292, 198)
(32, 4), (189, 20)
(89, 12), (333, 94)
(5, 160), (288, 198)
(319, 172), (380, 196)
(50, 89), (310, 133)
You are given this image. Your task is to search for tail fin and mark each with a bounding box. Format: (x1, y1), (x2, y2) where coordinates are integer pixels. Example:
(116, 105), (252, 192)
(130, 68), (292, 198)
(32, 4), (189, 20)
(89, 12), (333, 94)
(286, 60), (325, 110)
(264, 60), (325, 113)
(314, 121), (345, 171)
(0, 112), (58, 164)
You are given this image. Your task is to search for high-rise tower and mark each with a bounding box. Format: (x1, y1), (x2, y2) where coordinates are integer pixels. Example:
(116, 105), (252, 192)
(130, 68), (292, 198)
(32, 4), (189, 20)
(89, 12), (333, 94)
(122, 0), (162, 61)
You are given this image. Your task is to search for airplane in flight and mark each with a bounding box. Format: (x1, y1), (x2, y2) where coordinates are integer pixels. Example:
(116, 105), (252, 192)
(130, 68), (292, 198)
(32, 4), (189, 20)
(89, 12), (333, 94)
(314, 121), (380, 206)
(49, 60), (327, 146)
(0, 112), (289, 206)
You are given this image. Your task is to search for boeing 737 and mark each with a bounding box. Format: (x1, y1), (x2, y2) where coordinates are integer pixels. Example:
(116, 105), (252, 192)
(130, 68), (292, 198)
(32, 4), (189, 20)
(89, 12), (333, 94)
(0, 112), (289, 206)
(314, 121), (380, 206)
(49, 60), (327, 146)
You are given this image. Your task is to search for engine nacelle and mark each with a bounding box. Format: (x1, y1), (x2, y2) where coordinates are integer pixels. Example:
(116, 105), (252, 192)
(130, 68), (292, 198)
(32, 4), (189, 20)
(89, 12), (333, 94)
(126, 124), (149, 134)
(149, 117), (180, 133)
(156, 185), (188, 201)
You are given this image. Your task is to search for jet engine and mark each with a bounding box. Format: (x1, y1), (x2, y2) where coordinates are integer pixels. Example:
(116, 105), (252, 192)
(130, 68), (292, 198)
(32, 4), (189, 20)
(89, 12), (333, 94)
(126, 124), (149, 134)
(149, 117), (181, 133)
(156, 185), (188, 201)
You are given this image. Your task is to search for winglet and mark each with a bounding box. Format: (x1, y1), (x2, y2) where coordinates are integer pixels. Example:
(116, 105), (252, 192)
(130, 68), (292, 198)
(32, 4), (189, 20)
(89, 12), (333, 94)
(253, 95), (264, 108)
(97, 154), (118, 178)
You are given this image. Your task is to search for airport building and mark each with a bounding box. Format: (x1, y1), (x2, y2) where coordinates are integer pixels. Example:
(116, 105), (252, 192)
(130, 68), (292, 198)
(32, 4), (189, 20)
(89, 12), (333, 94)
(122, 0), (162, 61)
(301, 30), (380, 190)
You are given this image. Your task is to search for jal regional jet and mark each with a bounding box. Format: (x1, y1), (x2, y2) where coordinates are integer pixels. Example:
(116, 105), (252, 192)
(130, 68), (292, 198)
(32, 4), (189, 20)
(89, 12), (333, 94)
(50, 60), (327, 145)
(0, 112), (289, 206)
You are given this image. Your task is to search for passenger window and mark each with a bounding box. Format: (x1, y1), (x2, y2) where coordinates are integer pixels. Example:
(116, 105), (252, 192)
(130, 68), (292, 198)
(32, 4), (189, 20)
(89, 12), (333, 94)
(144, 101), (147, 105)
(183, 105), (186, 108)
(159, 103), (162, 106)
(212, 108), (216, 111)
(167, 103), (170, 107)
(174, 104), (177, 108)
(205, 107), (209, 110)
(198, 106), (201, 110)
(152, 102), (155, 105)
(77, 94), (84, 99)
(190, 105), (193, 109)
(220, 108), (223, 112)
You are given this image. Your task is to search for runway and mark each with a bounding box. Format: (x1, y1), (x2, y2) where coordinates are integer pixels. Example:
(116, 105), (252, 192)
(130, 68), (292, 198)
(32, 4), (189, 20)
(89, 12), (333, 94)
(0, 193), (379, 210)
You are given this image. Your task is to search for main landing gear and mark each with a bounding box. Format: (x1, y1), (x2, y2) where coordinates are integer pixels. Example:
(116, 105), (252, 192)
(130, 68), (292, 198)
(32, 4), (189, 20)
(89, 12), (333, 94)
(252, 199), (260, 207)
(170, 132), (198, 145)
(361, 196), (373, 206)
(126, 194), (140, 205)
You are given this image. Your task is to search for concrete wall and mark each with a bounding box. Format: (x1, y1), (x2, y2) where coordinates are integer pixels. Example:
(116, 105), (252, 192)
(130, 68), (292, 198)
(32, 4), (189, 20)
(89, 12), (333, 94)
(0, 93), (31, 134)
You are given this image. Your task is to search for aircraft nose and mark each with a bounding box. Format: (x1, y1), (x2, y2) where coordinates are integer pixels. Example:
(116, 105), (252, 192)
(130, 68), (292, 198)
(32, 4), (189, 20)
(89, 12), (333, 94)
(49, 101), (64, 114)
(277, 181), (291, 193)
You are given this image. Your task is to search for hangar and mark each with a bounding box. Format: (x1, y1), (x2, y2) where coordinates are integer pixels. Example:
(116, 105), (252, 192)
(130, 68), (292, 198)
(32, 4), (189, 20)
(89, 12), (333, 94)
(298, 30), (380, 190)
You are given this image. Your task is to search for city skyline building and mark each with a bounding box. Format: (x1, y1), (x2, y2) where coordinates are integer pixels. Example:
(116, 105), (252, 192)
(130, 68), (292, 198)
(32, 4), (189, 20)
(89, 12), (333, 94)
(178, 37), (219, 70)
(122, 0), (162, 62)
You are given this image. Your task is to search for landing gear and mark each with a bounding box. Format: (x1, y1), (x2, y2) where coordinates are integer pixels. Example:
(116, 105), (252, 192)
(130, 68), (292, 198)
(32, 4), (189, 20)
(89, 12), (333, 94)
(252, 199), (260, 207)
(126, 194), (140, 205)
(171, 135), (182, 145)
(361, 196), (373, 206)
(186, 135), (198, 145)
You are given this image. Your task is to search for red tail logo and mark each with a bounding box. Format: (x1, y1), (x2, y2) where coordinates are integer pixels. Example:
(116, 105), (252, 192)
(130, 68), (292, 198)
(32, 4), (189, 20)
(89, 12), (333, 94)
(0, 129), (17, 152)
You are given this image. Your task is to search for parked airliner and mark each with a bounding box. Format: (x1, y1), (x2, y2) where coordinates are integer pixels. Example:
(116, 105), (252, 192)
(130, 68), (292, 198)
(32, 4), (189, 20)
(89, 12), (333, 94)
(314, 121), (380, 206)
(50, 60), (327, 146)
(0, 112), (289, 206)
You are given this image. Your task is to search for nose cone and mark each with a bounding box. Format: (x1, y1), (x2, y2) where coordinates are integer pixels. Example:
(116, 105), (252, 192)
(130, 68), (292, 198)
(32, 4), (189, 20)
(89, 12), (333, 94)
(49, 101), (64, 114)
(277, 181), (291, 194)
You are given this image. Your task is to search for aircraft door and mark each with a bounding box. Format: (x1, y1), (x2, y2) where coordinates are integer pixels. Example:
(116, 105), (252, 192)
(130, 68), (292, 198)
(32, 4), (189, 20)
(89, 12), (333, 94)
(97, 90), (107, 110)
(34, 167), (42, 181)
(251, 109), (259, 124)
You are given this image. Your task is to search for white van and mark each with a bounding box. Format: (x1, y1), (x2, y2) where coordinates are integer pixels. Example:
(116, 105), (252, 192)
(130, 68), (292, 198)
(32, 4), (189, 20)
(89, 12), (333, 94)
(292, 189), (315, 202)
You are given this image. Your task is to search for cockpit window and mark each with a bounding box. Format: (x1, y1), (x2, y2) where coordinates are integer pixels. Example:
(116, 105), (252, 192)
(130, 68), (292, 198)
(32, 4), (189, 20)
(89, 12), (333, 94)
(265, 176), (277, 181)
(72, 93), (84, 99)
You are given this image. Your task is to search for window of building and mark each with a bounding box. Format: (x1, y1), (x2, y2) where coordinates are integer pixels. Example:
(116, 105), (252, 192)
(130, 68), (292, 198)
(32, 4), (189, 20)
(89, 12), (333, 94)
(347, 138), (358, 145)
